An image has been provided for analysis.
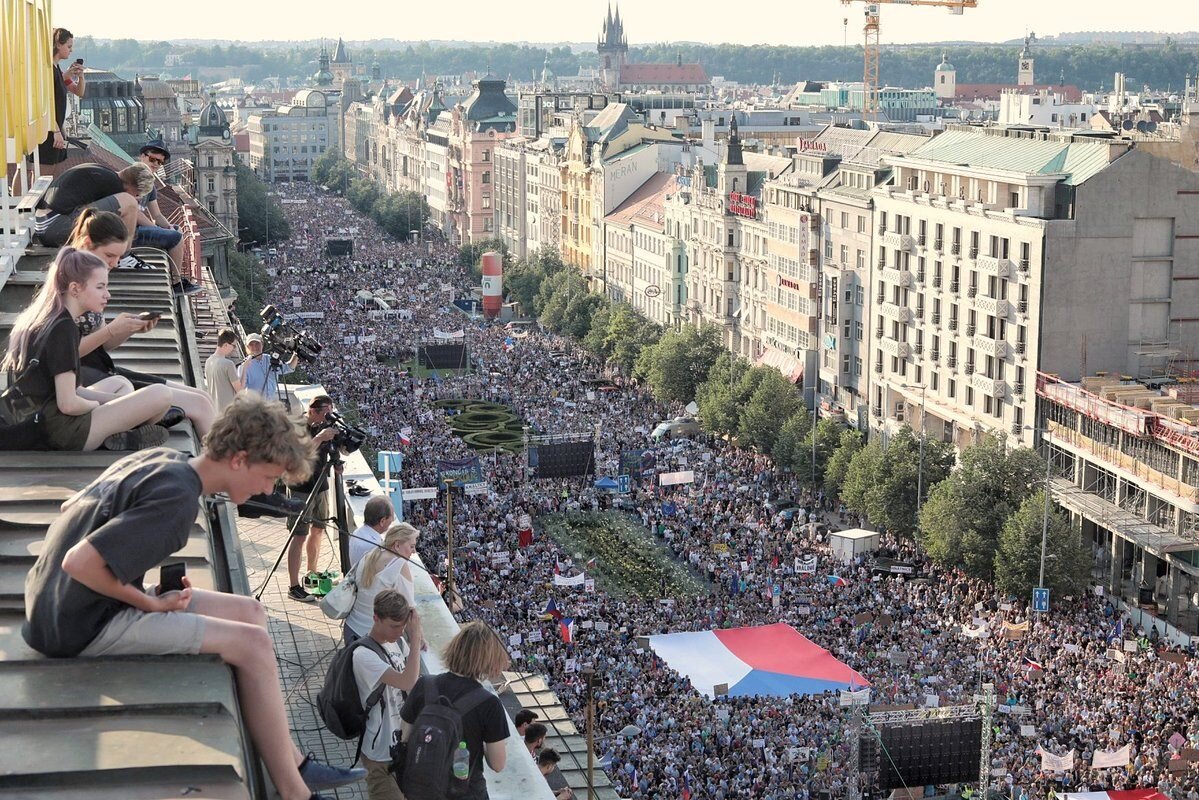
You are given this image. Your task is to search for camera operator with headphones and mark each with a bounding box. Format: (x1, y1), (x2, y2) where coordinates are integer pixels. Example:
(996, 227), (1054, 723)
(240, 332), (298, 402)
(285, 395), (343, 603)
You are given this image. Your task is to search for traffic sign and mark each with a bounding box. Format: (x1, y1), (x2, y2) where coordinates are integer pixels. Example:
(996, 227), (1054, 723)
(1032, 587), (1050, 613)
(617, 474), (631, 494)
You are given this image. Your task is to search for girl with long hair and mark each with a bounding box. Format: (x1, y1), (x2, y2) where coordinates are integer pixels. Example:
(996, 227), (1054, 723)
(343, 522), (419, 644)
(2, 248), (172, 450)
(68, 209), (216, 436)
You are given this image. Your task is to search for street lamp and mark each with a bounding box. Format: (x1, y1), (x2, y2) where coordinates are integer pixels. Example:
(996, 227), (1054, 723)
(899, 383), (928, 513)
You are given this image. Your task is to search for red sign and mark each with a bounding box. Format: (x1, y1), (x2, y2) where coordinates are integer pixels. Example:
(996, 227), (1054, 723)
(728, 192), (757, 218)
(799, 138), (827, 153)
(779, 276), (803, 291)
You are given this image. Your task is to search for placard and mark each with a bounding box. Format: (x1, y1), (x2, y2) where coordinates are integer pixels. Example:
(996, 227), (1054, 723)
(402, 486), (438, 500)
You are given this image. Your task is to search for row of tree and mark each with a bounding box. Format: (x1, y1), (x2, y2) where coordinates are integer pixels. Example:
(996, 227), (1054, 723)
(80, 36), (1199, 93)
(312, 152), (429, 241)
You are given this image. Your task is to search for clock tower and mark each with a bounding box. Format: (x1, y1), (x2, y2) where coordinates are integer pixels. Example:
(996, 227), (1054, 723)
(1017, 33), (1035, 87)
(192, 93), (239, 237)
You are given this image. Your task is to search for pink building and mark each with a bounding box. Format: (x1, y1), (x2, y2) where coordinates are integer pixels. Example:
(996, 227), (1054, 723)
(445, 78), (517, 244)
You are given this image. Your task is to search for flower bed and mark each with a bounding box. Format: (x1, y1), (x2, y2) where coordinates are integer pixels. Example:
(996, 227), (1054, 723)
(540, 511), (708, 599)
(437, 399), (525, 452)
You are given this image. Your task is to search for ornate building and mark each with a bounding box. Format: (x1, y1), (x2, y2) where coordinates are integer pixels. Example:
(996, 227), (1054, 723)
(191, 95), (238, 236)
(331, 37), (353, 85)
(597, 4), (628, 90)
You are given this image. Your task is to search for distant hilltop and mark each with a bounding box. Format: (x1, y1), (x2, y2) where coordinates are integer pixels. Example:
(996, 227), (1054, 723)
(1005, 31), (1199, 45)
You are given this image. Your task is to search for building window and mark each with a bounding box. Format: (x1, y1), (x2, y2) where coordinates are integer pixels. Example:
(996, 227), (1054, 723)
(483, 150), (490, 161)
(482, 172), (491, 184)
(207, 156), (214, 168)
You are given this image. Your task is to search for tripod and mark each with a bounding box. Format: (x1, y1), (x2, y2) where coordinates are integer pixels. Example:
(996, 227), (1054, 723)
(254, 456), (340, 601)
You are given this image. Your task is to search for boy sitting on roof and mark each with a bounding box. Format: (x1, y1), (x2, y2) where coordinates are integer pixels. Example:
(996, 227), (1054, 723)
(22, 393), (365, 800)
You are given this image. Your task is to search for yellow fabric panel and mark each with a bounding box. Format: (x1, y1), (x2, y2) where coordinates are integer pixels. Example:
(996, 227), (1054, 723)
(2, 0), (55, 164)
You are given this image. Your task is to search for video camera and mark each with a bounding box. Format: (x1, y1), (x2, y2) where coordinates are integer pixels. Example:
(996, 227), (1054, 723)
(260, 304), (323, 364)
(322, 409), (367, 454)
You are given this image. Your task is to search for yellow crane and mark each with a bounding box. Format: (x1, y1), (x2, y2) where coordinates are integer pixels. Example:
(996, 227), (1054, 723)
(840, 0), (978, 120)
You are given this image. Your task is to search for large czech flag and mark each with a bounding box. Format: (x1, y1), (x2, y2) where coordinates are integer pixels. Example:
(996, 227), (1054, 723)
(647, 622), (870, 699)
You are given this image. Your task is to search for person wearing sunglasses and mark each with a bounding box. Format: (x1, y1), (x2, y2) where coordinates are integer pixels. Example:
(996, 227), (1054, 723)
(128, 140), (201, 295)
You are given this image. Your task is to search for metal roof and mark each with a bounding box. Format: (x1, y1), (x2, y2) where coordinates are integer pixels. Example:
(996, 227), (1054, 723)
(903, 128), (1126, 185)
(0, 250), (258, 798)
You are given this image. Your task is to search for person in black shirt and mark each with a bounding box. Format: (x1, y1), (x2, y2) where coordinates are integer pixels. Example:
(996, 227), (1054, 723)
(400, 620), (511, 799)
(34, 27), (85, 174)
(285, 395), (344, 602)
(22, 393), (366, 800)
(32, 162), (151, 249)
(1, 247), (172, 450)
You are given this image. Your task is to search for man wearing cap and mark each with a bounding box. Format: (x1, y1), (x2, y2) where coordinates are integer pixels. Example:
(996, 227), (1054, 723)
(129, 140), (200, 295)
(239, 332), (298, 402)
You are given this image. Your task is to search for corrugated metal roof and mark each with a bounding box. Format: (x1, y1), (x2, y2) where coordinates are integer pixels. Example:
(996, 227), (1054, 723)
(904, 129), (1124, 185)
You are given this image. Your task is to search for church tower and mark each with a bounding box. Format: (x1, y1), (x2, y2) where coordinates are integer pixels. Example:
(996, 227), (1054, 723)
(191, 93), (238, 237)
(597, 3), (628, 89)
(1017, 33), (1035, 87)
(717, 114), (747, 197)
(331, 37), (353, 85)
(934, 52), (956, 101)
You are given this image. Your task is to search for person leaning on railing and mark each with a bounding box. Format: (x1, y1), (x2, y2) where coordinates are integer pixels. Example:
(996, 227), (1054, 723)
(34, 27), (85, 176)
(67, 208), (216, 436)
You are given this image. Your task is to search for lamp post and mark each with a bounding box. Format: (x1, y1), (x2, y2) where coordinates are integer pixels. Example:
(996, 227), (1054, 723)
(1023, 424), (1052, 592)
(442, 477), (458, 610)
(900, 383), (928, 513)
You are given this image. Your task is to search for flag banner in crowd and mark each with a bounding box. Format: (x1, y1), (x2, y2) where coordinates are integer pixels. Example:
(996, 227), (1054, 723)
(464, 482), (489, 496)
(1020, 725), (1036, 737)
(1037, 747), (1075, 772)
(1003, 620), (1030, 639)
(1060, 792), (1169, 800)
(1123, 639), (1138, 653)
(553, 572), (586, 587)
(399, 426), (412, 446)
(559, 617), (575, 644)
(432, 328), (465, 339)
(584, 579), (596, 593)
(647, 622), (870, 699)
(1091, 743), (1131, 768)
(1106, 618), (1124, 643)
(542, 598), (563, 621)
(1022, 656), (1045, 672)
(961, 622), (989, 639)
(527, 630), (543, 643)
(437, 456), (484, 487)
(1107, 648), (1126, 663)
(401, 486), (438, 501)
(796, 555), (817, 574)
(838, 688), (871, 707)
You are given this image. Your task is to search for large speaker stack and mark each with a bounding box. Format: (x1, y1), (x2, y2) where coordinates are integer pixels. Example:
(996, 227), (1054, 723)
(530, 440), (596, 479)
(418, 343), (468, 370)
(867, 719), (982, 790)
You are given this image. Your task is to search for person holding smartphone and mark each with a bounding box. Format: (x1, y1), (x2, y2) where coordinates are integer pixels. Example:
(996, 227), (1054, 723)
(36, 28), (85, 174)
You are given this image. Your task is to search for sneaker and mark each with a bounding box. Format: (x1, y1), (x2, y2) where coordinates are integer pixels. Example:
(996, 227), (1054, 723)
(118, 255), (153, 270)
(157, 405), (187, 428)
(298, 753), (366, 791)
(237, 491), (305, 518)
(102, 424), (169, 451)
(172, 278), (203, 295)
(302, 572), (322, 592)
(288, 585), (316, 603)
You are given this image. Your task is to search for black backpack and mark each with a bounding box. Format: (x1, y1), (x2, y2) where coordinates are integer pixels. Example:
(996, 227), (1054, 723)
(317, 637), (391, 756)
(400, 678), (491, 800)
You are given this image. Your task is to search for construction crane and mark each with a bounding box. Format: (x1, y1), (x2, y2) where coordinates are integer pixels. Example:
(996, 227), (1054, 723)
(840, 0), (978, 120)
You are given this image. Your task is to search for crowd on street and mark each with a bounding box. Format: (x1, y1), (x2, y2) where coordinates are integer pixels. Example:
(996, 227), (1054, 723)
(268, 184), (1199, 800)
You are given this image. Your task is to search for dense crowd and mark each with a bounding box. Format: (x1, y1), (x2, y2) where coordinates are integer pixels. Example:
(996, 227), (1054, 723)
(268, 184), (1199, 800)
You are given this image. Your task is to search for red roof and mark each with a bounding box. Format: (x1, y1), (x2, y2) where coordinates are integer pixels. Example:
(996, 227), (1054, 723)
(955, 83), (1083, 103)
(619, 63), (708, 85)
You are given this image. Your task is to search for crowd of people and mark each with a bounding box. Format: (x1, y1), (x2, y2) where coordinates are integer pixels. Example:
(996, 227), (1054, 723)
(263, 183), (1199, 800)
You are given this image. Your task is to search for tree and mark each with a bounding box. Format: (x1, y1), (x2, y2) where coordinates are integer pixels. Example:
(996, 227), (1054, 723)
(637, 325), (724, 406)
(235, 163), (289, 245)
(506, 248), (567, 315)
(226, 250), (270, 321)
(311, 149), (354, 190)
(842, 427), (954, 535)
(841, 439), (883, 516)
(824, 427), (864, 499)
(459, 238), (509, 280)
(770, 411), (812, 471)
(918, 435), (1046, 579)
(994, 491), (1092, 600)
(692, 352), (749, 436)
(604, 304), (661, 375)
(792, 418), (846, 488)
(738, 370), (804, 452)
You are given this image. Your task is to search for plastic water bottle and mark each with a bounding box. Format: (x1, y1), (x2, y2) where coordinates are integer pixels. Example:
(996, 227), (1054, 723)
(452, 741), (470, 780)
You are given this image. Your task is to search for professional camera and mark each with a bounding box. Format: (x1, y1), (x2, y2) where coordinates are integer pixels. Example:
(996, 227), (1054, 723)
(259, 304), (323, 364)
(323, 410), (368, 454)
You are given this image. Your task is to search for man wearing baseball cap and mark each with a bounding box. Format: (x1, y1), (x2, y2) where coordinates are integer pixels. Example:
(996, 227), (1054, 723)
(129, 139), (201, 296)
(239, 332), (298, 402)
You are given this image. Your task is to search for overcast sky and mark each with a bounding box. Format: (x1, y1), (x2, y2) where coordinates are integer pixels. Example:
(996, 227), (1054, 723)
(56, 0), (1199, 46)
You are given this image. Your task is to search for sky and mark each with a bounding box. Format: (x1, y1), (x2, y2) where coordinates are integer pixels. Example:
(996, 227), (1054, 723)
(56, 0), (1199, 46)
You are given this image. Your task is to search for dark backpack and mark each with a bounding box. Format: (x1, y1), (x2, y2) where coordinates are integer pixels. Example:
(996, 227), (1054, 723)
(400, 678), (491, 800)
(317, 637), (391, 754)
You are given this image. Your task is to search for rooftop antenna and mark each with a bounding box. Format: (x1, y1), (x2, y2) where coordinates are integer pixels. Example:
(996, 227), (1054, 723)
(843, 17), (849, 48)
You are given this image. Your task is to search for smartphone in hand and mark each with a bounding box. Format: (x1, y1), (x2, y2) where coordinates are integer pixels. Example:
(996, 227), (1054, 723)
(139, 311), (162, 322)
(159, 562), (186, 593)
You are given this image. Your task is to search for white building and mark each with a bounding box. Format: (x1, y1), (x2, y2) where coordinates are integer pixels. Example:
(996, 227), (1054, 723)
(246, 89), (333, 182)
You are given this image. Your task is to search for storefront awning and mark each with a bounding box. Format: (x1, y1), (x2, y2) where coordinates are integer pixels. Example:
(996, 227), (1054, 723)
(757, 348), (803, 384)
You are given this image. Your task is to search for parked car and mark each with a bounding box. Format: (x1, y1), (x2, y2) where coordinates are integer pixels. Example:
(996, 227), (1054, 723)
(650, 416), (701, 440)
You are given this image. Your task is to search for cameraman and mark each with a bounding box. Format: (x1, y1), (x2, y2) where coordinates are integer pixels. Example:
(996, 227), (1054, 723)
(286, 395), (343, 603)
(240, 333), (298, 401)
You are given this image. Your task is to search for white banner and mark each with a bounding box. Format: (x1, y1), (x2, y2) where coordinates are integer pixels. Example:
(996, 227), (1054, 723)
(1038, 748), (1075, 772)
(553, 572), (586, 587)
(402, 487), (438, 500)
(464, 482), (489, 496)
(659, 470), (696, 486)
(1091, 743), (1131, 768)
(433, 328), (465, 340)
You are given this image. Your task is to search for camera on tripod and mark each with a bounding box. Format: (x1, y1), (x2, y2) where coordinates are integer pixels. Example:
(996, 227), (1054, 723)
(260, 304), (323, 364)
(321, 409), (368, 454)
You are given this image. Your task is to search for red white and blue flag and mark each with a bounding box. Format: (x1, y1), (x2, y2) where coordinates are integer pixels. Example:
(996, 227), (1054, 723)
(542, 598), (563, 621)
(559, 617), (575, 644)
(399, 426), (412, 446)
(1022, 656), (1045, 672)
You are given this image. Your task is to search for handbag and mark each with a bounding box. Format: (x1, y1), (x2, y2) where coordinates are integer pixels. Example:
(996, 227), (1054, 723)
(320, 559), (362, 620)
(0, 325), (60, 451)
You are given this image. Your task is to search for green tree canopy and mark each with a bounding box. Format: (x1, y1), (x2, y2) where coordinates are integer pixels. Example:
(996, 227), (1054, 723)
(824, 427), (864, 499)
(737, 369), (804, 453)
(842, 427), (954, 535)
(918, 435), (1046, 578)
(994, 490), (1092, 601)
(235, 162), (289, 245)
(637, 325), (724, 406)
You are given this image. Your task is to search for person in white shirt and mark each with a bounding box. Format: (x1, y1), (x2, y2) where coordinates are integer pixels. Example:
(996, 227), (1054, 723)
(349, 496), (396, 568)
(344, 523), (419, 645)
(352, 589), (423, 800)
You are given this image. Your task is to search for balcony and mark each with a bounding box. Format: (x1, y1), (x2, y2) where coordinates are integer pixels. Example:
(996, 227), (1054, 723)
(878, 337), (912, 359)
(878, 302), (912, 323)
(931, 313), (941, 325)
(930, 349), (940, 361)
(918, 234), (927, 247)
(916, 270), (925, 283)
(950, 280), (960, 293)
(966, 323), (976, 337)
(974, 296), (1011, 318)
(1019, 258), (1030, 273)
(965, 363), (975, 375)
(968, 246), (979, 259)
(882, 231), (914, 252)
(934, 238), (944, 252)
(971, 373), (1009, 398)
(1015, 340), (1027, 355)
(915, 306), (924, 320)
(874, 362), (884, 374)
(914, 342), (924, 356)
(1013, 382), (1025, 394)
(951, 242), (961, 255)
(881, 267), (913, 288)
(1010, 422), (1022, 435)
(933, 275), (942, 288)
(947, 355), (958, 369)
(976, 255), (1012, 278)
(948, 318), (958, 331)
(972, 335), (1010, 359)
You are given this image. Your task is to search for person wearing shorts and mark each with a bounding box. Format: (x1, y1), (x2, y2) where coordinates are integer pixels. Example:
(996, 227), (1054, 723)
(32, 162), (150, 249)
(284, 395), (343, 603)
(22, 394), (366, 800)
